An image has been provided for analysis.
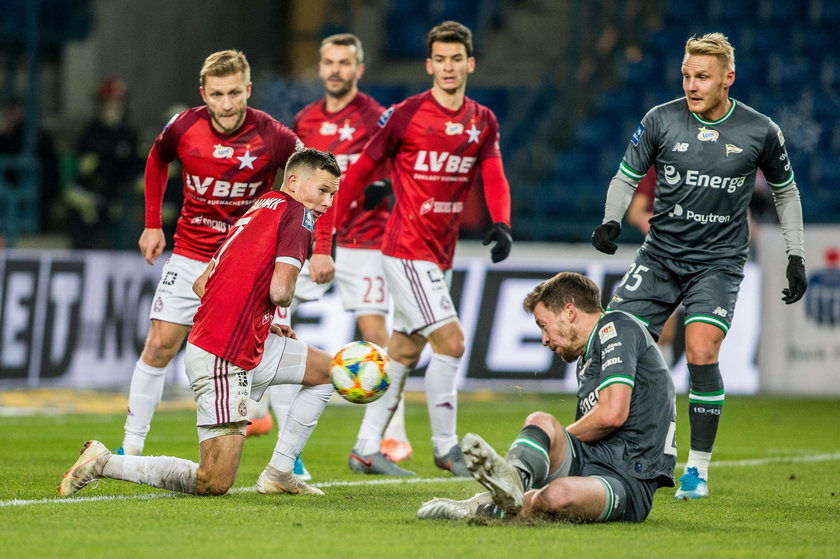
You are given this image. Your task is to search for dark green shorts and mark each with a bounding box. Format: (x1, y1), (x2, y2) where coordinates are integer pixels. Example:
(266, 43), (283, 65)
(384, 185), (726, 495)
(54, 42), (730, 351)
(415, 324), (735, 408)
(607, 248), (744, 339)
(541, 433), (661, 523)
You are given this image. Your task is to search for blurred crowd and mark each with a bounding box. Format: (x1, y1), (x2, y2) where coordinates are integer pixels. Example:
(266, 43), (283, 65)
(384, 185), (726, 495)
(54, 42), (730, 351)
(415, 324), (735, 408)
(1, 79), (184, 249)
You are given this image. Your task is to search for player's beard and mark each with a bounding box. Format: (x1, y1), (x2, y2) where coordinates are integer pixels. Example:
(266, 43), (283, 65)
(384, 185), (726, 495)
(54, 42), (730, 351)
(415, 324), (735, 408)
(324, 75), (353, 99)
(208, 105), (247, 134)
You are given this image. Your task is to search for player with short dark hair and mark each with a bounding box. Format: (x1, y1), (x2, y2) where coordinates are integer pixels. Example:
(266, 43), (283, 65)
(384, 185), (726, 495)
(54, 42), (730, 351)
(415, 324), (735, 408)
(590, 33), (807, 499)
(116, 50), (301, 458)
(336, 20), (513, 477)
(58, 149), (341, 498)
(250, 33), (413, 472)
(418, 272), (676, 522)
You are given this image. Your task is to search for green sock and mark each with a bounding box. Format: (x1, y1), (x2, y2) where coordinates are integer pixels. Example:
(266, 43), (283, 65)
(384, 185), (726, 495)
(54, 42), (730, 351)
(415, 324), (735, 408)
(505, 425), (551, 490)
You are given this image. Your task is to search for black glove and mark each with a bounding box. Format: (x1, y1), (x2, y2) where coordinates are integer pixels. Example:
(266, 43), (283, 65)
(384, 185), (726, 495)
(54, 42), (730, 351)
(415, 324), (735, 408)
(482, 222), (513, 263)
(362, 178), (392, 210)
(591, 221), (621, 254)
(782, 255), (807, 304)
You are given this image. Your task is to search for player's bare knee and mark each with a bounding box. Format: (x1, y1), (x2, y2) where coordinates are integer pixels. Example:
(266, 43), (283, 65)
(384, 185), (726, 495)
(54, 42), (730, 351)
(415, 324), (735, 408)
(532, 481), (575, 513)
(435, 337), (465, 358)
(305, 346), (333, 385)
(195, 470), (232, 496)
(685, 344), (719, 364)
(524, 411), (559, 436)
(142, 335), (181, 366)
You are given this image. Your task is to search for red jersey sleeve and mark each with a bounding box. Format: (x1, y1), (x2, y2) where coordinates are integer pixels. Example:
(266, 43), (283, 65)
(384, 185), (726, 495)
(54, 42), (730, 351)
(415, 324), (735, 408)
(480, 157), (511, 227)
(312, 205), (334, 254)
(276, 202), (315, 266)
(338, 105), (406, 221)
(476, 110), (503, 162)
(143, 112), (187, 229)
(143, 145), (170, 228)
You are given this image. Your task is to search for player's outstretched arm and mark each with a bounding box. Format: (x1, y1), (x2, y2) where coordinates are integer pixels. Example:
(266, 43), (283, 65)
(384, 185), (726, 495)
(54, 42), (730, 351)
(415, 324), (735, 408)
(138, 228), (166, 265)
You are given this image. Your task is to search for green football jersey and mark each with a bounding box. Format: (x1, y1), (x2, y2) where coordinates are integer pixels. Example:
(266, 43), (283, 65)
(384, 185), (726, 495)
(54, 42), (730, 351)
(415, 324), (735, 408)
(576, 311), (677, 484)
(619, 98), (794, 262)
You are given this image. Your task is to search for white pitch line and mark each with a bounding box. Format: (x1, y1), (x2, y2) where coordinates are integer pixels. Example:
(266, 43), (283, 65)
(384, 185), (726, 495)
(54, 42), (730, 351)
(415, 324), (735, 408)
(4, 452), (840, 508)
(0, 476), (467, 508)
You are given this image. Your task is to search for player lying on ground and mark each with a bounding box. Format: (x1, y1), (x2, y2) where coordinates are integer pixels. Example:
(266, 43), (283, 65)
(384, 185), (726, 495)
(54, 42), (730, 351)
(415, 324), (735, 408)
(417, 272), (676, 522)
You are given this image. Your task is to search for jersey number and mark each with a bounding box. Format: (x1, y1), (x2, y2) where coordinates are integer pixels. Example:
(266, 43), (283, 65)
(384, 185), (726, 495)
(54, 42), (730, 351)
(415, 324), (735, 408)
(663, 420), (677, 456)
(618, 263), (650, 292)
(363, 276), (386, 304)
(208, 217), (250, 279)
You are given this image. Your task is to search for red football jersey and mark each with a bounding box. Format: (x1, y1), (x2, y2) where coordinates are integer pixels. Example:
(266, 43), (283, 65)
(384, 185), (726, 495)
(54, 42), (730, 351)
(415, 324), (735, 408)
(145, 106), (301, 261)
(294, 92), (388, 250)
(188, 191), (314, 370)
(356, 90), (503, 270)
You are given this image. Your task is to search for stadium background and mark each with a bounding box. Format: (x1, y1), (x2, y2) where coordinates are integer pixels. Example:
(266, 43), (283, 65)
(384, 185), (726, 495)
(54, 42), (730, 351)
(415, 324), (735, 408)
(1, 0), (839, 394)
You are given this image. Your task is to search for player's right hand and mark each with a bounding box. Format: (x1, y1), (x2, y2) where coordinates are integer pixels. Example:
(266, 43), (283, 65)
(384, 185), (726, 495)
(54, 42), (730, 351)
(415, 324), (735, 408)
(362, 178), (392, 210)
(138, 228), (166, 265)
(591, 221), (621, 255)
(309, 253), (336, 284)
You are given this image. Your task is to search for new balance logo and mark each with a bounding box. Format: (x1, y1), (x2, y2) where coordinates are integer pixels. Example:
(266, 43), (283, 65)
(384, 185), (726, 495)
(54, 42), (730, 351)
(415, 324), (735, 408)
(713, 307), (728, 317)
(672, 142), (689, 152)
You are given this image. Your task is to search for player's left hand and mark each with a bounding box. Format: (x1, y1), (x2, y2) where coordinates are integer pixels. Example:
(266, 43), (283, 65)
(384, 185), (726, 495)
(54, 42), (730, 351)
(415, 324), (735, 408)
(270, 323), (297, 339)
(782, 255), (807, 304)
(363, 178), (392, 210)
(483, 222), (513, 263)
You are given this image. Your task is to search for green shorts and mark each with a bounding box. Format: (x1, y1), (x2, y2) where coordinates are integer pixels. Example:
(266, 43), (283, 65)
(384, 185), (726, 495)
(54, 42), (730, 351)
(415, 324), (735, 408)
(540, 431), (662, 523)
(607, 248), (744, 339)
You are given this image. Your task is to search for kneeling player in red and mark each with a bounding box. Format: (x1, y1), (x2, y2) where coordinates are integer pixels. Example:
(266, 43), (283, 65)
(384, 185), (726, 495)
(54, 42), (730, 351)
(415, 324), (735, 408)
(59, 149), (341, 497)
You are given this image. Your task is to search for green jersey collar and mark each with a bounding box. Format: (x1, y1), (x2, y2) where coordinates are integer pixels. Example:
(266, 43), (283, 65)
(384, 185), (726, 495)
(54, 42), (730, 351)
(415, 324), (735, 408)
(690, 98), (737, 125)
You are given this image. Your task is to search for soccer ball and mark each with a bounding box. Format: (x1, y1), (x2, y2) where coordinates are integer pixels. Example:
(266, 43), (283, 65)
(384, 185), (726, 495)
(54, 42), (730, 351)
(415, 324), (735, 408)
(330, 341), (391, 404)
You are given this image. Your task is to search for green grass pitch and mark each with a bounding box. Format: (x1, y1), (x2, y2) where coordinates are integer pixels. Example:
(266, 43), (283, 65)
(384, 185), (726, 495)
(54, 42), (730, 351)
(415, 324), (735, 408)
(1, 393), (839, 558)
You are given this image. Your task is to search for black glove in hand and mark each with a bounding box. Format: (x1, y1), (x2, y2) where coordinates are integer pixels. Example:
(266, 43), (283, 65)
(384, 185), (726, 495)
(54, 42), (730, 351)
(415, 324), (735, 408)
(362, 178), (392, 210)
(782, 255), (807, 304)
(591, 221), (621, 254)
(482, 222), (512, 263)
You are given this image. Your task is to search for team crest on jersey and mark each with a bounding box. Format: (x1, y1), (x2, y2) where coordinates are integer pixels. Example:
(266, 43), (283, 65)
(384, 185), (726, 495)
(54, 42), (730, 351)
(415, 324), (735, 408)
(696, 127), (719, 142)
(320, 121), (338, 135)
(302, 208), (315, 232)
(598, 322), (618, 344)
(630, 123), (645, 146)
(377, 106), (394, 128)
(725, 144), (743, 157)
(445, 121), (464, 135)
(213, 144), (234, 159)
